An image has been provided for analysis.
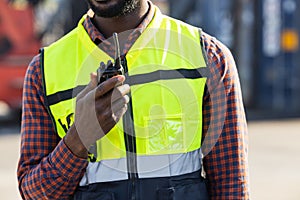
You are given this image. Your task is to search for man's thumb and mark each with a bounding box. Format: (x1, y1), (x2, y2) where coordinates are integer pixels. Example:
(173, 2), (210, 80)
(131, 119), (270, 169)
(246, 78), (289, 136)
(77, 73), (97, 99)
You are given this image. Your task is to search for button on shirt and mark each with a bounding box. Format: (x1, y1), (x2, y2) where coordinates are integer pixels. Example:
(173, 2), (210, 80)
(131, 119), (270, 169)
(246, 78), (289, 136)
(17, 2), (249, 200)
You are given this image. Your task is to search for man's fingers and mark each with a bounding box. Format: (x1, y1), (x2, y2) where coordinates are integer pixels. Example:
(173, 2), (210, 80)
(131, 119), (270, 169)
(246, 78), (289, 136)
(110, 84), (130, 103)
(112, 104), (128, 123)
(95, 75), (125, 98)
(111, 95), (130, 111)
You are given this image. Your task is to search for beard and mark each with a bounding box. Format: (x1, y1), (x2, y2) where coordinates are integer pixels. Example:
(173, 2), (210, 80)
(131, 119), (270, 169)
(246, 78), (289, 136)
(86, 0), (141, 18)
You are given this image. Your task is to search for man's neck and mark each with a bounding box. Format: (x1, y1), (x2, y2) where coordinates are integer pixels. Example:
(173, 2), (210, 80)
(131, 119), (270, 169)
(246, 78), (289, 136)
(91, 1), (149, 38)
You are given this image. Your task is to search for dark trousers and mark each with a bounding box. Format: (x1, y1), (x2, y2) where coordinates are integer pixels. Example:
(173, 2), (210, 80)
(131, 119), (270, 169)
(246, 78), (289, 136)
(72, 170), (209, 200)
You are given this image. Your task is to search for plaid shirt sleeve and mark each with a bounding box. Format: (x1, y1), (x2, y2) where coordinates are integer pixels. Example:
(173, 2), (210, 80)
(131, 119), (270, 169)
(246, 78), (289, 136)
(201, 32), (250, 199)
(17, 55), (88, 200)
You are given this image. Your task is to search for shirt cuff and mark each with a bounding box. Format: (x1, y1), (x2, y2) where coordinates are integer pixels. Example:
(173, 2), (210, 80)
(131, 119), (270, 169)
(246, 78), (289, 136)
(49, 139), (88, 179)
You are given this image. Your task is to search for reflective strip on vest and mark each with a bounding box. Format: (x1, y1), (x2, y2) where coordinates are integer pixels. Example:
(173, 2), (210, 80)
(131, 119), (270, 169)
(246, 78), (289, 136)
(80, 149), (202, 186)
(42, 6), (208, 182)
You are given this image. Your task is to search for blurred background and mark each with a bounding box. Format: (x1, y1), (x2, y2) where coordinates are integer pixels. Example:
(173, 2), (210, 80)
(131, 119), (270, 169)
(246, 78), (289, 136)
(0, 0), (299, 199)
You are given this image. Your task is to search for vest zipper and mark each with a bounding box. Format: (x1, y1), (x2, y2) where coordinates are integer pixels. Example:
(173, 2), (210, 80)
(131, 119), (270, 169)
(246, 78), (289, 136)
(122, 57), (138, 200)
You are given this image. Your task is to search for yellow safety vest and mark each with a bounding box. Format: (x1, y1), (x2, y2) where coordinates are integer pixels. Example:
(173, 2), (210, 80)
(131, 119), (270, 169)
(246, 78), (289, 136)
(41, 8), (208, 163)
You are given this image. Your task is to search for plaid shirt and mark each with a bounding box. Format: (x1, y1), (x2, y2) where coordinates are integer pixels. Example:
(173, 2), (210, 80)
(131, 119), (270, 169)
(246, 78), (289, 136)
(17, 2), (249, 199)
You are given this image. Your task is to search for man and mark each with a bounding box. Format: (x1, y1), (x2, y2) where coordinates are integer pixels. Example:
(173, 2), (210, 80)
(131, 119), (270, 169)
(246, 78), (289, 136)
(17, 0), (249, 199)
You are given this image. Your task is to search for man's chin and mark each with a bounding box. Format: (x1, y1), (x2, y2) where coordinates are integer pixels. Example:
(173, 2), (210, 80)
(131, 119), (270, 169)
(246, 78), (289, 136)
(87, 0), (140, 18)
(87, 0), (125, 18)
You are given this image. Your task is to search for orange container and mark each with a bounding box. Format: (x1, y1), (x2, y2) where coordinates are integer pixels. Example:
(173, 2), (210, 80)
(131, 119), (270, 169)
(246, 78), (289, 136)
(0, 1), (40, 111)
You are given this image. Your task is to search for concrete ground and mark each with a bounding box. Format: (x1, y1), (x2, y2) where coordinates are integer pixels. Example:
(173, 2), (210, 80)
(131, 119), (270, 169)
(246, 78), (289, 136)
(0, 119), (299, 199)
(248, 119), (300, 200)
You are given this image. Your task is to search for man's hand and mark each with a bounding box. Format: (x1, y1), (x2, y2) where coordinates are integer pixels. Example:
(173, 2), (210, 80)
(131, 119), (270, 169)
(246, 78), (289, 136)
(64, 73), (130, 158)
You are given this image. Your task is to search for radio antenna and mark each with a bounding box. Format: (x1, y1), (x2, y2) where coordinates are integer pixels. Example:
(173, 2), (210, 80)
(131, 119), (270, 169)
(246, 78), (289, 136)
(113, 32), (121, 67)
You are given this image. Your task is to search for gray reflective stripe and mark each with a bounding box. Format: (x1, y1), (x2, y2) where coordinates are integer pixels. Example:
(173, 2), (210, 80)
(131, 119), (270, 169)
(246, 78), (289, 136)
(137, 149), (202, 179)
(79, 149), (202, 186)
(79, 158), (128, 186)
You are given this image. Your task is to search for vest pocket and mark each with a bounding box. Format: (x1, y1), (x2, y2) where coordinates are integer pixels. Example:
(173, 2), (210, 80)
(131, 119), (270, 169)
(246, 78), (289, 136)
(156, 180), (209, 200)
(143, 114), (185, 155)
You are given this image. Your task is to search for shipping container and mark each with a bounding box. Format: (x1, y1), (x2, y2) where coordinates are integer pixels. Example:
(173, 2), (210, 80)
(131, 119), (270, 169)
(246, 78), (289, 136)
(0, 2), (40, 117)
(255, 0), (300, 116)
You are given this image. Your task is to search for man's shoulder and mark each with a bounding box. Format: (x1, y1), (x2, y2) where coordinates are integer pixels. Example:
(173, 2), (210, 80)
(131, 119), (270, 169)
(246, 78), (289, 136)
(200, 31), (233, 60)
(162, 14), (201, 31)
(161, 13), (231, 56)
(27, 54), (41, 73)
(44, 27), (79, 52)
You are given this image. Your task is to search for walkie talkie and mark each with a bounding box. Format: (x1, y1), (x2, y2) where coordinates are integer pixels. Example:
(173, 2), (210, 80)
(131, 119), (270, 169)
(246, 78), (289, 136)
(97, 33), (124, 85)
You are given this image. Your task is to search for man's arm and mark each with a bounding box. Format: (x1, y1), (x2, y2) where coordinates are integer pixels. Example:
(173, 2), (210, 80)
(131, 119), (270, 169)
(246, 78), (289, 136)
(17, 55), (88, 199)
(201, 33), (250, 199)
